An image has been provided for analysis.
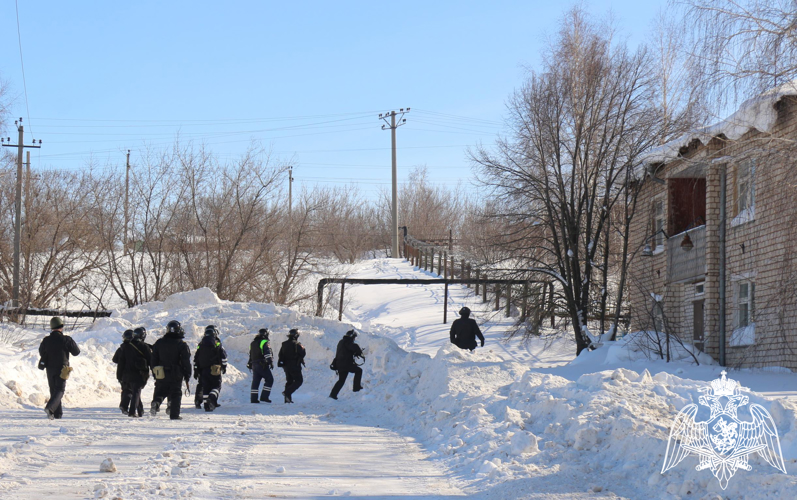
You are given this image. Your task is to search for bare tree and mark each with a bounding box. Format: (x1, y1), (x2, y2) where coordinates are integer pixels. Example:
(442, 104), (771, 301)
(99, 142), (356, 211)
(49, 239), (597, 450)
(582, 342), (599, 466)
(472, 7), (661, 354)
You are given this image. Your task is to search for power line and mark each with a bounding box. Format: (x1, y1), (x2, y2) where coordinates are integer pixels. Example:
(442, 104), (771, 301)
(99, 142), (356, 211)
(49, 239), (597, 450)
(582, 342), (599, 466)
(14, 0), (32, 135)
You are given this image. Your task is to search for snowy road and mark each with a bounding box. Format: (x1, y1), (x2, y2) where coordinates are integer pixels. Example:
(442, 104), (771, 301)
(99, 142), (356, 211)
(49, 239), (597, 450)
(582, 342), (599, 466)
(0, 402), (464, 499)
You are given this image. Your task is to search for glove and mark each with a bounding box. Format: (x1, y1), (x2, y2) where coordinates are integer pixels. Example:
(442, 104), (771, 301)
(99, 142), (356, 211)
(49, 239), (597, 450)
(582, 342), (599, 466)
(268, 361), (274, 370)
(37, 359), (46, 370)
(221, 365), (226, 374)
(193, 370), (199, 380)
(277, 361), (283, 368)
(481, 340), (485, 347)
(246, 361), (252, 372)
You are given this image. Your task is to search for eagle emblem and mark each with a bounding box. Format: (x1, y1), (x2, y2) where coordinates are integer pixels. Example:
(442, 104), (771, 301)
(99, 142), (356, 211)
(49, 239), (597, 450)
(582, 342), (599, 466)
(661, 371), (787, 489)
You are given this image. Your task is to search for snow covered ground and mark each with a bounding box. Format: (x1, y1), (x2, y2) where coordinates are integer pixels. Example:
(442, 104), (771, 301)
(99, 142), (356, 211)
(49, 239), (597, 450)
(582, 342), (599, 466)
(1, 257), (796, 499)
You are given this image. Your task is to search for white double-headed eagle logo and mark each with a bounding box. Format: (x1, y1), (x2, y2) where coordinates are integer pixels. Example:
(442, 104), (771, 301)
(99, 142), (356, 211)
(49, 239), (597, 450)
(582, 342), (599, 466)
(661, 371), (787, 489)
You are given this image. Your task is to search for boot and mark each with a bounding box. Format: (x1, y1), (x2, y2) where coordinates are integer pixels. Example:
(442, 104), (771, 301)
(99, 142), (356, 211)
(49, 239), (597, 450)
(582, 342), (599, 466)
(283, 391), (292, 404)
(329, 394), (338, 400)
(150, 400), (160, 416)
(260, 391), (271, 403)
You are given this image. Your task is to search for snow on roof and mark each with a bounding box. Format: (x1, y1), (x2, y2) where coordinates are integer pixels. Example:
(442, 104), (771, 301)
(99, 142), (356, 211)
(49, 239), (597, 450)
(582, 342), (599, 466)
(640, 80), (797, 171)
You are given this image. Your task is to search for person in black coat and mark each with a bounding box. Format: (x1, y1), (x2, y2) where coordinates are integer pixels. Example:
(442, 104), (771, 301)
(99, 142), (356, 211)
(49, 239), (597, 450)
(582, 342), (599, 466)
(194, 325), (228, 412)
(112, 329), (135, 414)
(329, 329), (364, 400)
(277, 329), (306, 403)
(150, 320), (192, 420)
(247, 328), (274, 403)
(449, 307), (485, 352)
(117, 329), (152, 417)
(38, 317), (80, 419)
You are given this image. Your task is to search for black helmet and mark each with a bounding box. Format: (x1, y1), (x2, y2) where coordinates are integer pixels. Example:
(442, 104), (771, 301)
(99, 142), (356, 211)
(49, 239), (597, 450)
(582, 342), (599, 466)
(122, 329), (134, 341)
(345, 329), (357, 339)
(50, 316), (64, 330)
(133, 327), (147, 341)
(288, 328), (299, 340)
(459, 307), (471, 318)
(166, 320), (184, 337)
(204, 325), (218, 337)
(258, 328), (270, 339)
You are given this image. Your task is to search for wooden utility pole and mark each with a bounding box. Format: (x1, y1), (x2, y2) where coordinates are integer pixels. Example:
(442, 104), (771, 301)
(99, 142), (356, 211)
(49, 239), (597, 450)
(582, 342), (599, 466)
(379, 109), (410, 258)
(2, 119), (41, 309)
(124, 150), (130, 254)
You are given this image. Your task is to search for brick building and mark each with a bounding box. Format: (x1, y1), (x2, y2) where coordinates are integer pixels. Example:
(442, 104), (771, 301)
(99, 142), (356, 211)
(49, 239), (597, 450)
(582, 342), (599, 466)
(629, 83), (797, 369)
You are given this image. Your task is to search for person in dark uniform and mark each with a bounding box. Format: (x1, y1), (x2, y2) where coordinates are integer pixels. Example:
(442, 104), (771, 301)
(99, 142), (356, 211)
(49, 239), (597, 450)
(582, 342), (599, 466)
(277, 329), (305, 403)
(38, 317), (80, 419)
(150, 320), (192, 420)
(329, 329), (364, 400)
(194, 325), (227, 412)
(112, 329), (135, 414)
(247, 328), (274, 403)
(449, 307), (485, 352)
(117, 327), (152, 417)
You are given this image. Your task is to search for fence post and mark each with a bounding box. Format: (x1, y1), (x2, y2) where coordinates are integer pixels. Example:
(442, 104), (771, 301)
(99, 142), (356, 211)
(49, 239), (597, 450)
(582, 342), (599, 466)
(495, 282), (501, 311)
(316, 280), (325, 316)
(522, 281), (528, 322)
(449, 228), (453, 252)
(475, 269), (480, 295)
(443, 252), (448, 278)
(505, 283), (511, 317)
(482, 274), (487, 302)
(443, 282), (449, 324)
(461, 260), (466, 283)
(438, 252), (442, 277)
(338, 282), (345, 321)
(450, 256), (455, 278)
(430, 249), (435, 273)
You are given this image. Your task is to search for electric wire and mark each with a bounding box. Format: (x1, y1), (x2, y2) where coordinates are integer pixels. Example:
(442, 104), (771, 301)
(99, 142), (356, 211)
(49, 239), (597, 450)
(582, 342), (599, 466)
(15, 0), (32, 134)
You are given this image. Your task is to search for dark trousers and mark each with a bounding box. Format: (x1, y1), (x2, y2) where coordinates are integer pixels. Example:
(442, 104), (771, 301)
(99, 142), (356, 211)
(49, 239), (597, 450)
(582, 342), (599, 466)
(127, 381), (144, 417)
(283, 365), (303, 397)
(153, 378), (183, 419)
(200, 368), (222, 409)
(251, 363), (273, 402)
(120, 381), (144, 415)
(45, 369), (66, 418)
(330, 366), (363, 398)
(194, 379), (203, 408)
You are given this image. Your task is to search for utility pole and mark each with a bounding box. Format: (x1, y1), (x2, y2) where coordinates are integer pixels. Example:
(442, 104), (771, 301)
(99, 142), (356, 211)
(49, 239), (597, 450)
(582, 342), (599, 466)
(124, 150), (131, 255)
(380, 108), (409, 258)
(288, 166), (294, 256)
(1, 118), (41, 310)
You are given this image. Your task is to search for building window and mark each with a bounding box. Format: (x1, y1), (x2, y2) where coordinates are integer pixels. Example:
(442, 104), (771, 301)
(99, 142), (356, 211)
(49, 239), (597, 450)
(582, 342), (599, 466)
(737, 281), (754, 328)
(653, 198), (665, 250)
(695, 282), (704, 296)
(736, 159), (755, 216)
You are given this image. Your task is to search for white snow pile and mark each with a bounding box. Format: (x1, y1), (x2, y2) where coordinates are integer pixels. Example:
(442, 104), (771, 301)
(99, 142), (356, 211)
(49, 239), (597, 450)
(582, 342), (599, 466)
(638, 79), (797, 170)
(1, 284), (796, 498)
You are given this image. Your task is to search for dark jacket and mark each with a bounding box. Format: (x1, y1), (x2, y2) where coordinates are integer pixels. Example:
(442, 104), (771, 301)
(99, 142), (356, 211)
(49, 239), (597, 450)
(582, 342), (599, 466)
(249, 335), (273, 368)
(38, 330), (80, 372)
(449, 317), (484, 350)
(334, 337), (363, 371)
(118, 339), (152, 385)
(152, 332), (192, 382)
(278, 339), (306, 368)
(194, 336), (228, 372)
(112, 342), (128, 381)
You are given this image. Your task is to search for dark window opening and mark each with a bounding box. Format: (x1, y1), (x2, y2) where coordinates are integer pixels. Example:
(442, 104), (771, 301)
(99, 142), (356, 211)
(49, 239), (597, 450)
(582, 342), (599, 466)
(668, 178), (706, 235)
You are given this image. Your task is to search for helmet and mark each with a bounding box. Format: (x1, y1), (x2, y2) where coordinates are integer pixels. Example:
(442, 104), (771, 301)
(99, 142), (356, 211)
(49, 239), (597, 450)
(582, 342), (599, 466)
(133, 327), (147, 341)
(122, 329), (134, 341)
(258, 328), (270, 339)
(288, 328), (299, 340)
(166, 320), (184, 337)
(459, 307), (471, 318)
(50, 316), (64, 330)
(345, 329), (357, 339)
(204, 325), (218, 337)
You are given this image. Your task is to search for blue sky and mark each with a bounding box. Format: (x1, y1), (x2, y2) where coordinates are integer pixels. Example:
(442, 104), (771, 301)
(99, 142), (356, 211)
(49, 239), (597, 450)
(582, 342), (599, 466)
(0, 1), (666, 198)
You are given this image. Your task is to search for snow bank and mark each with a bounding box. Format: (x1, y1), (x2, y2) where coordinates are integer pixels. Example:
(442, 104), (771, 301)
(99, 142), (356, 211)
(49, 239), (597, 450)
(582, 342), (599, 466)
(1, 284), (795, 498)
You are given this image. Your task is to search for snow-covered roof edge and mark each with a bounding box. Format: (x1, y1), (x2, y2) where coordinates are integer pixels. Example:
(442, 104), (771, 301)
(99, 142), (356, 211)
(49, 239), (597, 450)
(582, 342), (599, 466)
(639, 80), (797, 171)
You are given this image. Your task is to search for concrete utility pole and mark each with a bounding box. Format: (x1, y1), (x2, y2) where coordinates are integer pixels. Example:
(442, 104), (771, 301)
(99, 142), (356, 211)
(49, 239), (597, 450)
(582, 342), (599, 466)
(1, 119), (41, 309)
(380, 108), (409, 258)
(288, 166), (294, 256)
(124, 150), (131, 254)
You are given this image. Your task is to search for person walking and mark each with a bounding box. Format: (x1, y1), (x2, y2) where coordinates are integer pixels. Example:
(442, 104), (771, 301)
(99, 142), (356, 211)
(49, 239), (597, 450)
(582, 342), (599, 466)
(112, 329), (135, 414)
(150, 320), (192, 420)
(194, 325), (227, 412)
(449, 307), (485, 352)
(277, 329), (305, 403)
(329, 329), (364, 400)
(248, 328), (274, 403)
(38, 317), (80, 420)
(117, 327), (152, 417)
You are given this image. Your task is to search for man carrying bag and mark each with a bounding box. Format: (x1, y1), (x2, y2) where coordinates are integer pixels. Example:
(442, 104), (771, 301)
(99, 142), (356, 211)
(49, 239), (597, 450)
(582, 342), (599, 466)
(38, 317), (80, 420)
